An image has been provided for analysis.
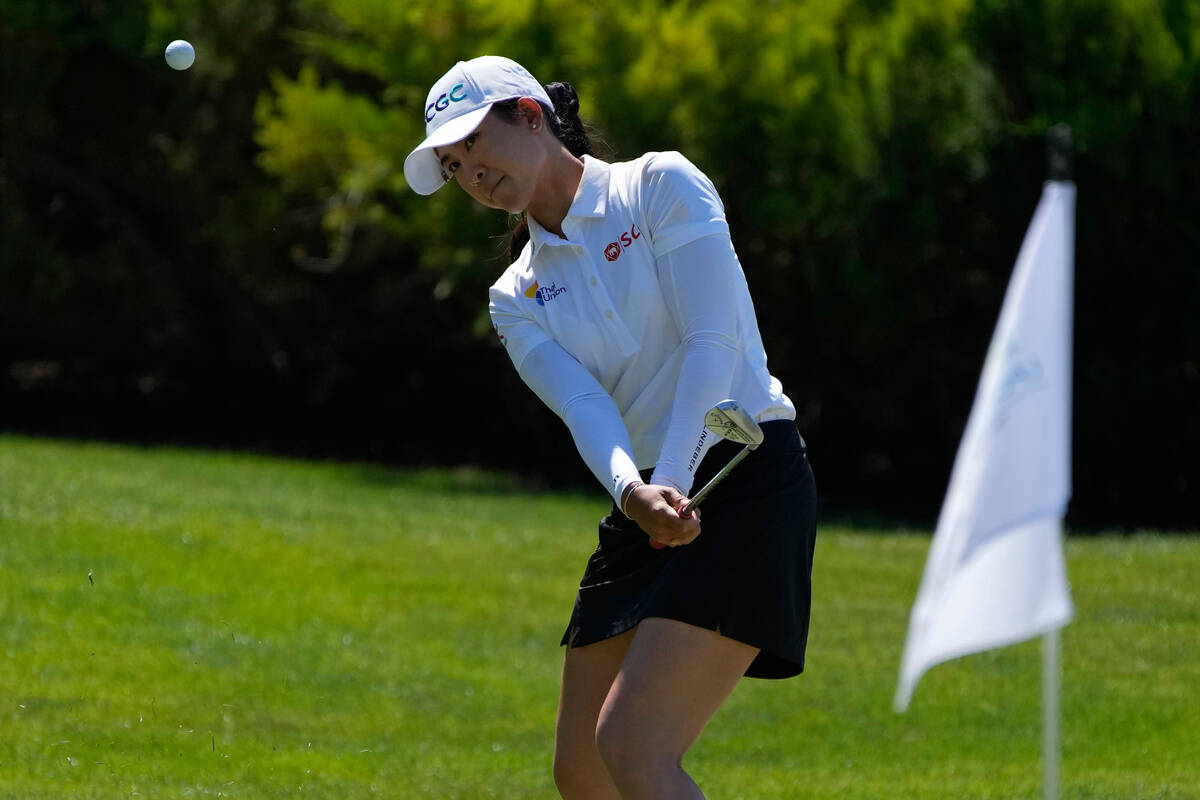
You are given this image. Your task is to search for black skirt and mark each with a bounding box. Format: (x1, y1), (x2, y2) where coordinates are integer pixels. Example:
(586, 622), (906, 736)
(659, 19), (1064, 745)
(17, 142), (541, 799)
(561, 420), (817, 679)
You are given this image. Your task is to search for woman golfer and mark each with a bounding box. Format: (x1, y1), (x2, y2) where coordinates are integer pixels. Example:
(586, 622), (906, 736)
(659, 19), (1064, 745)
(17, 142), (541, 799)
(405, 56), (817, 800)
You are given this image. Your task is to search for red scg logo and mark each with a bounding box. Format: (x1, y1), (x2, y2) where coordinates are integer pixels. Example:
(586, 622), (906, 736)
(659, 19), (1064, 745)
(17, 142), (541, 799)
(603, 223), (641, 262)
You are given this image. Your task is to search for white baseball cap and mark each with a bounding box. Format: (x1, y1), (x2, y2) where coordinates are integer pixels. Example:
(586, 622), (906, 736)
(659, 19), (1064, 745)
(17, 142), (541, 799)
(404, 56), (552, 195)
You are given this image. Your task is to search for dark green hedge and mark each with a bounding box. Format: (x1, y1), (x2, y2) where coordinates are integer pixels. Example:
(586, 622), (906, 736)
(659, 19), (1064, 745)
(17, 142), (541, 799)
(2, 0), (1196, 528)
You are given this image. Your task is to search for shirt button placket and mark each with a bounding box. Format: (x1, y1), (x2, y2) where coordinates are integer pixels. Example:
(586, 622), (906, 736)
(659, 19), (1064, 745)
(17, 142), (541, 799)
(584, 252), (611, 319)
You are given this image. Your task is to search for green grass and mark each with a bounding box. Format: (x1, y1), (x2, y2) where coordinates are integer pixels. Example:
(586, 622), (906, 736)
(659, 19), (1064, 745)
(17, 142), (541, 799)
(1, 435), (1197, 799)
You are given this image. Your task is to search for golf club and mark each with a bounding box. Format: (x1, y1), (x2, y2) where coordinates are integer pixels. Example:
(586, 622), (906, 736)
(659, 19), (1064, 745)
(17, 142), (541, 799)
(680, 400), (764, 516)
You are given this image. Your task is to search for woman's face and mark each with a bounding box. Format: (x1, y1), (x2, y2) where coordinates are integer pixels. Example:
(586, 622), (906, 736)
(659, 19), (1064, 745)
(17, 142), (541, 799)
(434, 104), (544, 214)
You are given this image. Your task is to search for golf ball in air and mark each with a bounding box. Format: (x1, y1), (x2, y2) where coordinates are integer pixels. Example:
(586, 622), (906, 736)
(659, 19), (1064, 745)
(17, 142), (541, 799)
(165, 40), (195, 70)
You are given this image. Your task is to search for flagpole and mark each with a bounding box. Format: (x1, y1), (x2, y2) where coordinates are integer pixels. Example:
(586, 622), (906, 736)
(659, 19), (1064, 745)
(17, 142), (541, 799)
(1042, 122), (1073, 800)
(1042, 629), (1061, 800)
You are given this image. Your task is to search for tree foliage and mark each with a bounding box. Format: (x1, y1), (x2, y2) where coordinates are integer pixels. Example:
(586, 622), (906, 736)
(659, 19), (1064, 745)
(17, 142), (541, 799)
(2, 0), (1197, 526)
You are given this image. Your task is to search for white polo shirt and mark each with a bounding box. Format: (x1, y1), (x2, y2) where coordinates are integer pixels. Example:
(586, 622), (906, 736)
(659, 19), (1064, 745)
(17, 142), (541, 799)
(489, 152), (794, 504)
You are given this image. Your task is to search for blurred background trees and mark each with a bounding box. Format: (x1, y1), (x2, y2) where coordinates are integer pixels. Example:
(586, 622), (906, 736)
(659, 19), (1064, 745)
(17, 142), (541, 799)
(2, 0), (1196, 528)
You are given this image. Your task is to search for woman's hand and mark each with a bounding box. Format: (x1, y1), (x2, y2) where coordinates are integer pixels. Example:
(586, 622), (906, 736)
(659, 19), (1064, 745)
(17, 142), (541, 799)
(624, 483), (701, 549)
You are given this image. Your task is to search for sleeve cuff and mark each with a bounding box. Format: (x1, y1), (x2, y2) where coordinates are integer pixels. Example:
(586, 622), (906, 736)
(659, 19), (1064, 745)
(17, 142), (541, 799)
(648, 469), (690, 496)
(612, 472), (646, 508)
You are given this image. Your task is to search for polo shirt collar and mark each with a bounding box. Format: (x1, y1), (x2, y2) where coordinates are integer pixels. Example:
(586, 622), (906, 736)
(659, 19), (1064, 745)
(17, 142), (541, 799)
(527, 155), (609, 252)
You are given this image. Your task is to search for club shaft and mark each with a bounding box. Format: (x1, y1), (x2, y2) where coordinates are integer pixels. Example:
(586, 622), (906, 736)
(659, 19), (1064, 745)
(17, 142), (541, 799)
(681, 446), (752, 515)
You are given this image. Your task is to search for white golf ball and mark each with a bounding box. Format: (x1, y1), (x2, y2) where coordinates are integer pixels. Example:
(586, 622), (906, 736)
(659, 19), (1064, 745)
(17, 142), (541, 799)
(165, 40), (195, 71)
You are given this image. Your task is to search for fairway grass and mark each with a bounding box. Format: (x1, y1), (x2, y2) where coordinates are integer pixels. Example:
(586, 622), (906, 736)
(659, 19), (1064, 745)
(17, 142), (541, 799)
(1, 435), (1197, 799)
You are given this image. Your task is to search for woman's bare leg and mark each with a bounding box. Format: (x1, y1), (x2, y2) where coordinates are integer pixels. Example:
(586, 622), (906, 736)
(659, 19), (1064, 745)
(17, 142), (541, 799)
(594, 618), (759, 800)
(553, 628), (636, 799)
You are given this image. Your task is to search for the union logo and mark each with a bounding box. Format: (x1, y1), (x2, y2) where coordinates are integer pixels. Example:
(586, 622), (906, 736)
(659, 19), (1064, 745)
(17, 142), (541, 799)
(604, 243), (621, 262)
(524, 280), (567, 306)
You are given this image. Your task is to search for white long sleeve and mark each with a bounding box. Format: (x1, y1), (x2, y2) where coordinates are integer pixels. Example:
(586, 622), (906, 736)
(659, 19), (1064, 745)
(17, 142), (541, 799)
(515, 338), (644, 506)
(649, 233), (745, 493)
(488, 153), (795, 501)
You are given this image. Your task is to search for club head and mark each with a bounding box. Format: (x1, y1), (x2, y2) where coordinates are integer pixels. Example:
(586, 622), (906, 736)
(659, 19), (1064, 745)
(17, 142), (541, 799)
(704, 400), (764, 448)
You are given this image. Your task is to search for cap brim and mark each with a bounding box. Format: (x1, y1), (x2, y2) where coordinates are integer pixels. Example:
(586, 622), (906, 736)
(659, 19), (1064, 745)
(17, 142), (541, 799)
(403, 105), (493, 195)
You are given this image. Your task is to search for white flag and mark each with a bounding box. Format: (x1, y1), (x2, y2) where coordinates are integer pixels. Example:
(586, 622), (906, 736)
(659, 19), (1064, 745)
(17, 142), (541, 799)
(895, 181), (1076, 712)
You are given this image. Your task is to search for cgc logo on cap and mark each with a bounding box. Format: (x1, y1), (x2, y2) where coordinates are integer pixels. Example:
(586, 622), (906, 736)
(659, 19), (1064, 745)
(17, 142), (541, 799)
(426, 83), (469, 122)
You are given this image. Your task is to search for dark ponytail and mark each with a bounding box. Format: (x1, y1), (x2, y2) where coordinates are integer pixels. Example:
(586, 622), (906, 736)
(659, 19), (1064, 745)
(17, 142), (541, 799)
(498, 82), (602, 262)
(542, 82), (592, 159)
